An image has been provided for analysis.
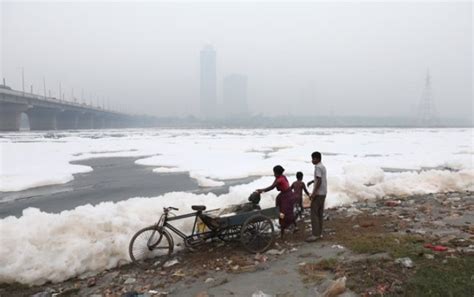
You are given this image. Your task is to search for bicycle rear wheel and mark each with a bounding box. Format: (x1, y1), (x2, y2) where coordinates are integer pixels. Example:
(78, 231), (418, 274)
(129, 226), (173, 266)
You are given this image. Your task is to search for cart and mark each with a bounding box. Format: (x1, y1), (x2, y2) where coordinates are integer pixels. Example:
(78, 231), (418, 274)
(129, 201), (278, 267)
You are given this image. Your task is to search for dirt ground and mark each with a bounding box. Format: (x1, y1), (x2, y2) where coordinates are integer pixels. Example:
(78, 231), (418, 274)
(1, 191), (473, 297)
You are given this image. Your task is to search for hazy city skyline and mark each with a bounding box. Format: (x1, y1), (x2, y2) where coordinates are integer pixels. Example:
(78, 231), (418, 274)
(200, 45), (217, 118)
(2, 2), (472, 120)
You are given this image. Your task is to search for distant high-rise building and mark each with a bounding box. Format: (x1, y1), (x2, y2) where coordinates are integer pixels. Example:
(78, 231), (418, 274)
(200, 45), (217, 119)
(223, 74), (248, 117)
(417, 70), (440, 126)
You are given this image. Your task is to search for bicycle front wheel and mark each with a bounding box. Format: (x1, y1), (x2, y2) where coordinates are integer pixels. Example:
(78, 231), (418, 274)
(129, 226), (173, 266)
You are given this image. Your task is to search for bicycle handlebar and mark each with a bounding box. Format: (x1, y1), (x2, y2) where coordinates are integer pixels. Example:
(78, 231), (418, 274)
(164, 206), (179, 212)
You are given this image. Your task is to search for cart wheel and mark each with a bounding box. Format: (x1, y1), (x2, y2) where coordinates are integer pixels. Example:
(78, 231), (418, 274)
(129, 226), (174, 267)
(240, 214), (275, 253)
(218, 225), (241, 242)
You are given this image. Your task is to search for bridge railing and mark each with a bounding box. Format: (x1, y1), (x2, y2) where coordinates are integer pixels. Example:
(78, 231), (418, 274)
(0, 87), (109, 113)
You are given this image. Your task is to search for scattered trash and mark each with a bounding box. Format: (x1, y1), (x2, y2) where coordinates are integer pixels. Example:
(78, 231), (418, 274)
(384, 200), (401, 207)
(252, 290), (273, 297)
(204, 278), (215, 283)
(408, 229), (427, 235)
(86, 277), (96, 287)
(31, 292), (52, 297)
(123, 277), (136, 284)
(433, 246), (448, 252)
(266, 249), (285, 255)
(395, 257), (414, 268)
(172, 270), (185, 277)
(424, 243), (448, 252)
(163, 259), (179, 268)
(331, 244), (345, 250)
(254, 253), (268, 262)
(238, 265), (258, 273)
(376, 283), (390, 294)
(321, 276), (346, 297)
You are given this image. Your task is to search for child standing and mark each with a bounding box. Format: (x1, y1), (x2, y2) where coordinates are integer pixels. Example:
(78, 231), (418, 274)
(256, 165), (295, 238)
(291, 172), (310, 220)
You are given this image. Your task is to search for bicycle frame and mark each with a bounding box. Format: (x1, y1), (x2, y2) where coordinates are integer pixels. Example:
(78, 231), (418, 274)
(158, 208), (219, 246)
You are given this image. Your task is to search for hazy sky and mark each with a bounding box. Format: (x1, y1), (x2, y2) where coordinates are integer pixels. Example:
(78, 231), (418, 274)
(1, 1), (472, 118)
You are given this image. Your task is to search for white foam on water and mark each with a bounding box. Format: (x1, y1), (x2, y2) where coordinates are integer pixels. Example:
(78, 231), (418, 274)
(189, 172), (225, 187)
(0, 180), (275, 285)
(0, 128), (473, 284)
(0, 142), (93, 192)
(152, 167), (186, 173)
(1, 128), (473, 192)
(327, 168), (474, 208)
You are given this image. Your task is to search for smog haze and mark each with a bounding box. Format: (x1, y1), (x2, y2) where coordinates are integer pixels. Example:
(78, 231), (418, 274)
(2, 1), (472, 120)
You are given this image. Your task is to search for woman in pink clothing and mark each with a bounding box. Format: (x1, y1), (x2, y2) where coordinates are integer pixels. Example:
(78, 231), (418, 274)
(256, 165), (295, 238)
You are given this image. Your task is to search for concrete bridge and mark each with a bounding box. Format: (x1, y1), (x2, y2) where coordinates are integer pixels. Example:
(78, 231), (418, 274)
(0, 86), (146, 131)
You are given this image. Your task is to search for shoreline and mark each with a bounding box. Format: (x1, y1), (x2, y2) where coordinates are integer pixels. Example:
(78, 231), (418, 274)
(1, 190), (472, 296)
(0, 156), (258, 218)
(0, 154), (453, 219)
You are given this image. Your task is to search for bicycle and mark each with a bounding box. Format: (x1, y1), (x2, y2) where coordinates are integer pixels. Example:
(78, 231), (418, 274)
(129, 203), (278, 267)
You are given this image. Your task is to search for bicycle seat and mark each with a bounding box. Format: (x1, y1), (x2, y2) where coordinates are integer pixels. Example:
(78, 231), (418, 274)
(192, 205), (206, 211)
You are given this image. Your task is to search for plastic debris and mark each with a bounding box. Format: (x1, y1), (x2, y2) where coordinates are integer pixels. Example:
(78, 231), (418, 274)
(204, 277), (215, 283)
(266, 249), (285, 255)
(252, 290), (273, 297)
(424, 243), (448, 252)
(384, 200), (401, 207)
(172, 270), (185, 277)
(395, 257), (414, 268)
(433, 245), (448, 252)
(163, 259), (179, 268)
(254, 253), (268, 262)
(123, 277), (136, 284)
(321, 276), (346, 297)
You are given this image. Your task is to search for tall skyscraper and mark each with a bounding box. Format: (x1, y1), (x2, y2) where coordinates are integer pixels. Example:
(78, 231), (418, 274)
(223, 74), (248, 117)
(200, 45), (217, 119)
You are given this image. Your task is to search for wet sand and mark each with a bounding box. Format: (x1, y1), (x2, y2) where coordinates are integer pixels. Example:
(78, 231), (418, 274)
(0, 157), (257, 218)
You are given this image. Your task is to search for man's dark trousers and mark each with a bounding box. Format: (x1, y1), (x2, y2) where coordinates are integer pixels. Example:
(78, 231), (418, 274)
(310, 195), (326, 237)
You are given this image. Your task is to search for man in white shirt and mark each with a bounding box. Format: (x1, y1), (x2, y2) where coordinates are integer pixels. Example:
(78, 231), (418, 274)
(306, 151), (327, 242)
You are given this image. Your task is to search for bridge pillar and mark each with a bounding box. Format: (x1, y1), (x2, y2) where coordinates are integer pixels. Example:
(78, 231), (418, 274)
(26, 107), (58, 131)
(103, 117), (111, 129)
(0, 102), (29, 131)
(93, 116), (105, 129)
(77, 112), (94, 129)
(57, 110), (79, 130)
(106, 117), (119, 128)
